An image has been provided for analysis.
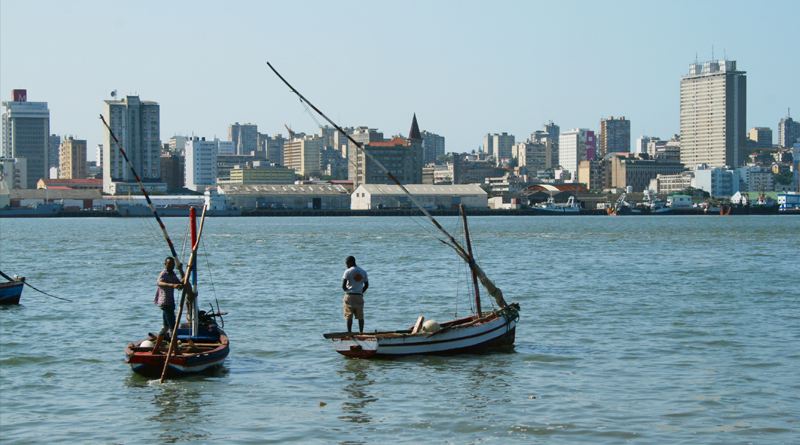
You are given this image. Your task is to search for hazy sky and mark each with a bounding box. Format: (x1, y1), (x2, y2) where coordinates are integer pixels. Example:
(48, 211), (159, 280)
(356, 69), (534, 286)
(2, 0), (798, 160)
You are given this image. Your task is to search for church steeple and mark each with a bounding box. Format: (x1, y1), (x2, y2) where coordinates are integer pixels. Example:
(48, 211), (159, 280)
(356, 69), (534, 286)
(408, 113), (421, 140)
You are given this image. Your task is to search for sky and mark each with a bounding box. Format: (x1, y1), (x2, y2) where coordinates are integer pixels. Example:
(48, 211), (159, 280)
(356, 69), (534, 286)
(2, 0), (799, 161)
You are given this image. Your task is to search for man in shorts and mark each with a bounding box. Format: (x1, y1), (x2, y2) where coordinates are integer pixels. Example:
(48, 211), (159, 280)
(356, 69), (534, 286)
(342, 256), (368, 333)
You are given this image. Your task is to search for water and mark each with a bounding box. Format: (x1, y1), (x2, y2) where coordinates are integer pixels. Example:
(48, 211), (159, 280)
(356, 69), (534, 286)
(1, 215), (798, 444)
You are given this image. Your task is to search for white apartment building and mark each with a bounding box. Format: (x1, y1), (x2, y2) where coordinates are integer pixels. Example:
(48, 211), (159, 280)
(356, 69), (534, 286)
(737, 166), (774, 193)
(558, 129), (594, 181)
(695, 167), (740, 197)
(217, 139), (235, 155)
(102, 95), (162, 194)
(635, 136), (650, 154)
(680, 60), (746, 168)
(185, 137), (218, 192)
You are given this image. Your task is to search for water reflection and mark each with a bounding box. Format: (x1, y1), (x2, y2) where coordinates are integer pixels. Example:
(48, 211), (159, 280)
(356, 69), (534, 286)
(124, 372), (226, 444)
(337, 360), (377, 425)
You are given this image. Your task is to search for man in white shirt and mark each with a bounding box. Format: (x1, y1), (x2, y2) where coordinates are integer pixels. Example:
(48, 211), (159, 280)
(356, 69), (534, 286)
(342, 256), (369, 333)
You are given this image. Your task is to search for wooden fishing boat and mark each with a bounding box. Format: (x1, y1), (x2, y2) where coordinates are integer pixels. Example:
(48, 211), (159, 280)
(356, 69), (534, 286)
(325, 303), (520, 358)
(0, 278), (24, 305)
(267, 62), (520, 358)
(101, 116), (229, 381)
(123, 209), (230, 378)
(126, 315), (229, 377)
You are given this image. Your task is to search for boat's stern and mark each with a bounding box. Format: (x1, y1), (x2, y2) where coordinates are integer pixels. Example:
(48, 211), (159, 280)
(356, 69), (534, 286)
(332, 335), (379, 358)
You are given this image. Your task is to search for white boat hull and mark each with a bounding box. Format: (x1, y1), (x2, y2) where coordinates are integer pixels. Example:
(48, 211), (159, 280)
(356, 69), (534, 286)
(329, 304), (519, 358)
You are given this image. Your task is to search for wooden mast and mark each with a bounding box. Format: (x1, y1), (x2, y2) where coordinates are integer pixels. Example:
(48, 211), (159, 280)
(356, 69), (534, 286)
(459, 204), (482, 317)
(160, 207), (208, 383)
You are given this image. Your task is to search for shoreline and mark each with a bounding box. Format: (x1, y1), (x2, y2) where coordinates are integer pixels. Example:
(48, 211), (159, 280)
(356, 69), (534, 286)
(1, 207), (789, 218)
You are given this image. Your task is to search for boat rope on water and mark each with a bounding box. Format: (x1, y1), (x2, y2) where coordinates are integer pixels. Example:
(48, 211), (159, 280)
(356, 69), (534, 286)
(99, 115), (185, 279)
(0, 269), (72, 302)
(267, 62), (508, 311)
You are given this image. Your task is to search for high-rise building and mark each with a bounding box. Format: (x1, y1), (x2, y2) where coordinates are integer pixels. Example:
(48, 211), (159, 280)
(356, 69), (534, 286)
(59, 137), (87, 179)
(483, 133), (514, 166)
(48, 134), (61, 171)
(778, 115), (800, 148)
(2, 89), (50, 189)
(349, 115), (424, 186)
(599, 116), (631, 155)
(558, 129), (594, 180)
(348, 127), (384, 185)
(102, 95), (162, 194)
(168, 136), (187, 155)
(283, 134), (323, 178)
(185, 137), (217, 192)
(680, 59), (746, 168)
(748, 127), (772, 148)
(421, 130), (445, 165)
(635, 136), (651, 154)
(266, 134), (287, 165)
(229, 123), (258, 155)
(160, 153), (184, 191)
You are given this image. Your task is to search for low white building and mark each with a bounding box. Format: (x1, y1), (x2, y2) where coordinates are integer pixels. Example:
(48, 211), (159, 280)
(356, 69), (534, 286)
(666, 194), (693, 208)
(351, 184), (487, 210)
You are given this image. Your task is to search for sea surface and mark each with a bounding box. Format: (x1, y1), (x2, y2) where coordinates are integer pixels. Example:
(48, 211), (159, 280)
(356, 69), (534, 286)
(1, 215), (798, 444)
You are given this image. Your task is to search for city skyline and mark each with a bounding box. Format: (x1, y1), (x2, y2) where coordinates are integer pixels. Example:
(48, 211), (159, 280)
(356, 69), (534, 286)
(2, 1), (798, 161)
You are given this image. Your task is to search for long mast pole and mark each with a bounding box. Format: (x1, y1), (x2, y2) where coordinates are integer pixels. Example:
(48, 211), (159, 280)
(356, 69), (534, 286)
(267, 62), (508, 309)
(459, 204), (482, 317)
(267, 62), (470, 261)
(99, 115), (185, 278)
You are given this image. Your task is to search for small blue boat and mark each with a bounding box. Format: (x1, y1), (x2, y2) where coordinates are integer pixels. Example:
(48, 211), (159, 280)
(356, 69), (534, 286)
(0, 279), (24, 305)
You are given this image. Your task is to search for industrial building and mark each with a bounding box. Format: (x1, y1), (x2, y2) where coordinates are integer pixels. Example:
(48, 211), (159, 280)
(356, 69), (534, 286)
(351, 184), (487, 210)
(218, 183), (350, 210)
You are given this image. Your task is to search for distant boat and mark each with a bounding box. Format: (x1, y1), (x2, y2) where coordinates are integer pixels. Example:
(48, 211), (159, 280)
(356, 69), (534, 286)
(534, 195), (580, 214)
(635, 190), (673, 214)
(0, 203), (63, 218)
(607, 193), (640, 215)
(0, 276), (24, 305)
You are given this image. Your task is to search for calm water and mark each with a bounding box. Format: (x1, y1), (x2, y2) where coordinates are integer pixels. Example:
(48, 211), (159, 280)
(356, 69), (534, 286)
(1, 215), (798, 444)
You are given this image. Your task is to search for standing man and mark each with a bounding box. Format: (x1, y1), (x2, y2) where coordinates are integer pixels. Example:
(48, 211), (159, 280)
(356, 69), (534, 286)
(154, 257), (183, 348)
(342, 256), (369, 333)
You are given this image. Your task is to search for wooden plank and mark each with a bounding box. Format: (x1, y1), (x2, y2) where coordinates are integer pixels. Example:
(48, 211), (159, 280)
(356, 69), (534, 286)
(410, 316), (425, 334)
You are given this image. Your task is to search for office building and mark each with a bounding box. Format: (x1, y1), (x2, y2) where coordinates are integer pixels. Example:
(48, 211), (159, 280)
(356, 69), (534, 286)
(102, 95), (163, 194)
(421, 130), (445, 165)
(349, 116), (423, 186)
(680, 59), (746, 168)
(778, 115), (800, 148)
(559, 129), (595, 181)
(185, 137), (218, 192)
(515, 140), (554, 171)
(484, 133), (515, 166)
(0, 157), (27, 189)
(748, 127), (772, 148)
(348, 127), (384, 185)
(599, 116), (631, 156)
(59, 137), (87, 179)
(695, 166), (739, 197)
(229, 123), (258, 155)
(160, 153), (184, 191)
(48, 134), (61, 171)
(283, 134), (323, 178)
(2, 90), (50, 189)
(635, 136), (650, 154)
